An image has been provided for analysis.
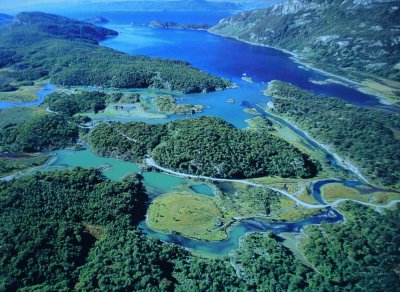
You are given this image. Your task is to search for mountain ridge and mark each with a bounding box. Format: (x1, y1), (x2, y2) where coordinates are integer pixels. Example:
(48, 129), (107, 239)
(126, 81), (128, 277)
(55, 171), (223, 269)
(210, 0), (400, 104)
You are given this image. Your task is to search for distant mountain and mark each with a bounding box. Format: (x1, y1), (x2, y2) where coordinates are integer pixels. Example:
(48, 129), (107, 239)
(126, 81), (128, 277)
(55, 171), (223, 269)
(66, 0), (238, 12)
(146, 21), (211, 30)
(211, 0), (400, 101)
(0, 13), (13, 25)
(12, 12), (117, 42)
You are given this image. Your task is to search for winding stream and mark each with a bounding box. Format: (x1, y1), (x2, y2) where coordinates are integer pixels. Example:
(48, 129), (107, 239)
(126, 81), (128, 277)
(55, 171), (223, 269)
(1, 11), (397, 256)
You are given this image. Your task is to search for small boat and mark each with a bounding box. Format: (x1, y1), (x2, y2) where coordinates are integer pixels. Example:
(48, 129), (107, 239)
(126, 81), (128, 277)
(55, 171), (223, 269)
(226, 98), (236, 103)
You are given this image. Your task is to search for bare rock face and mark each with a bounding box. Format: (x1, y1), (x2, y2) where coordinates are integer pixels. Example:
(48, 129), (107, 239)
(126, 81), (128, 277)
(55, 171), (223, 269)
(352, 0), (396, 5)
(271, 0), (323, 15)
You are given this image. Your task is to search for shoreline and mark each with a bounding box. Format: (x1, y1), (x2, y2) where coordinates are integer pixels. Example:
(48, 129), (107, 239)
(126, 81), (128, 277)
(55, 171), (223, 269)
(259, 104), (370, 184)
(207, 30), (396, 106)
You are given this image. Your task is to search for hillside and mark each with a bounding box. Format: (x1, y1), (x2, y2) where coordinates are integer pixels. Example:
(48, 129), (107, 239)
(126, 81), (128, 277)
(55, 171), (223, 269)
(0, 13), (13, 25)
(266, 80), (400, 188)
(0, 12), (230, 94)
(12, 12), (117, 42)
(211, 0), (400, 103)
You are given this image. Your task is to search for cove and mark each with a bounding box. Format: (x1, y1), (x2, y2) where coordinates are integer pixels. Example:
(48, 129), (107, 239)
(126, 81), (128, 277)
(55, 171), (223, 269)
(46, 149), (184, 194)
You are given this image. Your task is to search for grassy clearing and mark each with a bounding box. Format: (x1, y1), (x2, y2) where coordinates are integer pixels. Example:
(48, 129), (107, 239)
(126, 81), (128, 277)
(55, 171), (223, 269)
(147, 192), (227, 241)
(0, 91), (38, 102)
(372, 192), (400, 205)
(0, 153), (52, 177)
(0, 107), (47, 128)
(322, 183), (369, 203)
(322, 183), (400, 205)
(360, 78), (400, 105)
(0, 84), (42, 102)
(83, 102), (166, 120)
(270, 197), (323, 222)
(296, 187), (319, 205)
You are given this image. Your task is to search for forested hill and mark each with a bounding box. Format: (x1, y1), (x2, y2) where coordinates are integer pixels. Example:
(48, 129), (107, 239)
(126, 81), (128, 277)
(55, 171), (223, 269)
(0, 12), (230, 93)
(0, 13), (13, 25)
(211, 0), (400, 93)
(267, 80), (400, 188)
(11, 12), (118, 43)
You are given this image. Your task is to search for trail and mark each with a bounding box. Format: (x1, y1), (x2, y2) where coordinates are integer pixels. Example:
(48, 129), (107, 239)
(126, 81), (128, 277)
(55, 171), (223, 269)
(84, 122), (400, 211)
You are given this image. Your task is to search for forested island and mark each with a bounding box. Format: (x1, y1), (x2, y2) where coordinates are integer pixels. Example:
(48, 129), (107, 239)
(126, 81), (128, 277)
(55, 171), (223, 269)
(154, 95), (204, 114)
(87, 116), (319, 179)
(146, 20), (212, 30)
(0, 12), (231, 98)
(266, 80), (400, 188)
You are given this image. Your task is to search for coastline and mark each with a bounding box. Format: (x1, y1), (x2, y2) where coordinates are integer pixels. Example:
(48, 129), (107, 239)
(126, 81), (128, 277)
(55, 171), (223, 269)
(207, 30), (396, 106)
(259, 103), (370, 184)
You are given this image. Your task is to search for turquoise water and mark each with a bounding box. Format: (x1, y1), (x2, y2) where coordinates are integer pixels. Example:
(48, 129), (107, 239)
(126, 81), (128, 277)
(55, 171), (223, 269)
(47, 149), (184, 194)
(190, 184), (214, 196)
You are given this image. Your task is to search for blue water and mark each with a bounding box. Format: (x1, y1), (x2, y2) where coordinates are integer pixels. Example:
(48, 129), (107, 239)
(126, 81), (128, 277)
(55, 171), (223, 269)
(0, 84), (54, 109)
(101, 23), (382, 107)
(140, 208), (343, 256)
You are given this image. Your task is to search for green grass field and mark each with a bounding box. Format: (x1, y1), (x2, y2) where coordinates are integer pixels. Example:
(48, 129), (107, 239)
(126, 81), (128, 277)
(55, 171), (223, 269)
(322, 183), (400, 205)
(0, 107), (48, 128)
(147, 192), (227, 241)
(0, 154), (52, 177)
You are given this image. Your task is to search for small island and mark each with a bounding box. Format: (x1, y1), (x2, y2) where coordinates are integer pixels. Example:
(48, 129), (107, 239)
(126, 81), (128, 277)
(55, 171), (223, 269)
(83, 16), (109, 24)
(146, 20), (212, 31)
(154, 95), (204, 114)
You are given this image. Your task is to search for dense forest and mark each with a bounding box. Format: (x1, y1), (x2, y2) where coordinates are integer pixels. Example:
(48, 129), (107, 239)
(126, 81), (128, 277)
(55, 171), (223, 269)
(87, 117), (319, 179)
(154, 95), (204, 114)
(303, 202), (400, 290)
(0, 12), (231, 94)
(0, 114), (78, 152)
(267, 80), (400, 187)
(1, 169), (398, 290)
(45, 91), (107, 116)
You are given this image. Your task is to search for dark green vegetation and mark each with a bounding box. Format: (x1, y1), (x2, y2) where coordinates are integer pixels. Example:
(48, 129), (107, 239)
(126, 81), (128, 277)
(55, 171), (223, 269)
(1, 168), (399, 290)
(46, 91), (107, 116)
(267, 80), (400, 187)
(0, 168), (147, 290)
(211, 0), (400, 86)
(0, 114), (78, 152)
(231, 232), (313, 290)
(303, 202), (400, 290)
(12, 12), (117, 42)
(154, 95), (204, 114)
(87, 117), (319, 179)
(0, 12), (230, 95)
(88, 122), (167, 162)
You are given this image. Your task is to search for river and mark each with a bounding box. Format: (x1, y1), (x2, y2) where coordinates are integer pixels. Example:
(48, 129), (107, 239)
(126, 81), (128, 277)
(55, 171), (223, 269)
(0, 10), (392, 256)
